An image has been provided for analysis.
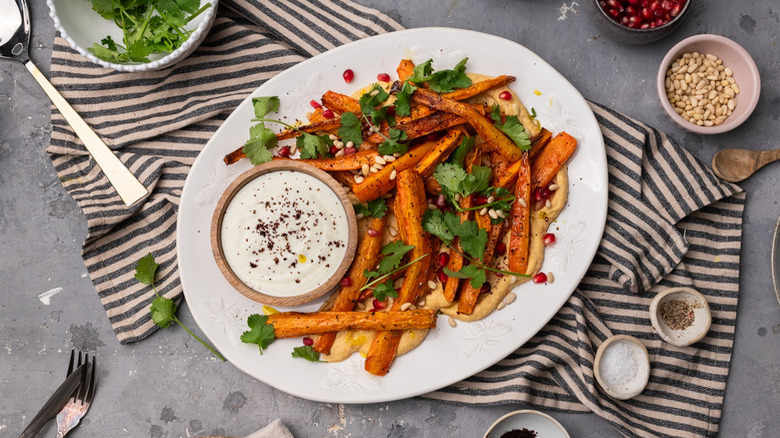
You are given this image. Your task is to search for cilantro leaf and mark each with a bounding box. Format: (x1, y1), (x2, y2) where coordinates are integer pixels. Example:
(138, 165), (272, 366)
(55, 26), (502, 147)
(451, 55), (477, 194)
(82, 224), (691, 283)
(433, 163), (466, 196)
(253, 96), (280, 119)
(359, 84), (390, 116)
(297, 133), (328, 159)
(458, 224), (488, 260)
(422, 209), (455, 245)
(150, 296), (176, 328)
(135, 253), (159, 285)
(337, 112), (363, 146)
(408, 58), (472, 93)
(241, 314), (276, 354)
(394, 81), (417, 117)
(495, 115), (531, 150)
(377, 129), (408, 155)
(243, 126), (277, 165)
(448, 136), (474, 167)
(373, 280), (399, 301)
(291, 346), (322, 362)
(443, 265), (486, 289)
(377, 241), (415, 274)
(354, 198), (387, 218)
(491, 104), (502, 124)
(460, 166), (492, 196)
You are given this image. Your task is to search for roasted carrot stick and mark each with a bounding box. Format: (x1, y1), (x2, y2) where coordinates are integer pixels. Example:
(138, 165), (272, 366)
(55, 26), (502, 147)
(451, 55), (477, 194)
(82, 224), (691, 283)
(313, 216), (387, 354)
(397, 59), (415, 82)
(413, 128), (466, 177)
(528, 128), (552, 162)
(442, 75), (516, 101)
(321, 90), (361, 113)
(273, 150), (379, 172)
(268, 310), (437, 338)
(412, 88), (521, 161)
(352, 140), (438, 202)
(367, 111), (466, 144)
(531, 132), (577, 191)
(365, 170), (431, 376)
(508, 152), (531, 273)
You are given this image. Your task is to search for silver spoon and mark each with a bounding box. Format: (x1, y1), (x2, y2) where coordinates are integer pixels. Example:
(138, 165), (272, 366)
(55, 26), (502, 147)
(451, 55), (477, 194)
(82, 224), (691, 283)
(0, 0), (147, 206)
(711, 147), (780, 183)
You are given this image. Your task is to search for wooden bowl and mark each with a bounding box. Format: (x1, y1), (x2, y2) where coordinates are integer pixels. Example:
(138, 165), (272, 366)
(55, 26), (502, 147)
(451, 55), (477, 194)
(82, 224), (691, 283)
(211, 161), (357, 307)
(593, 335), (650, 400)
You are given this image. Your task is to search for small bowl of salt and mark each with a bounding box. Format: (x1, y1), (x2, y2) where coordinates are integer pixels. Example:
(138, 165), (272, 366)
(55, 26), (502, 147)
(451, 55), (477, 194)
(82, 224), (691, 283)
(593, 335), (650, 400)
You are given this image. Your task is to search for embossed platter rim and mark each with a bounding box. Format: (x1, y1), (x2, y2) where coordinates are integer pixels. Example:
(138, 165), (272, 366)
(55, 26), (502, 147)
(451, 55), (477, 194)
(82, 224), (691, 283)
(177, 27), (608, 403)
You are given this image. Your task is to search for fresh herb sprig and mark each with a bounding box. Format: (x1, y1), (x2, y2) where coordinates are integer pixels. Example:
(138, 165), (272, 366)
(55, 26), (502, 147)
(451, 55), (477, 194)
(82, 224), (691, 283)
(241, 314), (276, 354)
(408, 58), (473, 93)
(243, 96), (331, 165)
(136, 253), (225, 361)
(354, 198), (388, 219)
(432, 162), (515, 217)
(490, 104), (531, 150)
(87, 0), (212, 63)
(362, 241), (417, 301)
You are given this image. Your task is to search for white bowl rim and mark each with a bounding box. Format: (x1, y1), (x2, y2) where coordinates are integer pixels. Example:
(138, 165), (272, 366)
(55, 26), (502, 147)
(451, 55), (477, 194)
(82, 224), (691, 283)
(47, 0), (218, 72)
(656, 33), (761, 134)
(483, 409), (571, 438)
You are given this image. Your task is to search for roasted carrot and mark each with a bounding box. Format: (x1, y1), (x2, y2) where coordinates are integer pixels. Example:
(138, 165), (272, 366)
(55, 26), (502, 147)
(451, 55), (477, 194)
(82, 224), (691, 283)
(413, 128), (466, 177)
(508, 152), (531, 273)
(412, 88), (521, 161)
(457, 213), (501, 315)
(352, 140), (438, 202)
(531, 132), (577, 191)
(314, 216), (387, 354)
(442, 75), (516, 101)
(528, 128), (552, 162)
(397, 59), (415, 82)
(268, 310), (436, 338)
(321, 90), (361, 113)
(365, 170), (431, 376)
(273, 150), (379, 172)
(330, 171), (357, 190)
(367, 111), (466, 144)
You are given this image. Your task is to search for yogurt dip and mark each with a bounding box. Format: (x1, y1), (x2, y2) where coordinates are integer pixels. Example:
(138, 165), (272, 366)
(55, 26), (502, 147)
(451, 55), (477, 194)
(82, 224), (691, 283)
(220, 169), (350, 297)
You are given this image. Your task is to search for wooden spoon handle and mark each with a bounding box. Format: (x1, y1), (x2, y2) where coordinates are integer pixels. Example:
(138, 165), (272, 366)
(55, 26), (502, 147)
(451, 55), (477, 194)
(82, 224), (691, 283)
(757, 149), (780, 167)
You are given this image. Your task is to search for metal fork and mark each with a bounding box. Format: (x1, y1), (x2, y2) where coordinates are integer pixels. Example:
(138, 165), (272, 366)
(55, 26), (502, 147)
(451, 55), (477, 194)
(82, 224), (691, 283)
(55, 352), (96, 437)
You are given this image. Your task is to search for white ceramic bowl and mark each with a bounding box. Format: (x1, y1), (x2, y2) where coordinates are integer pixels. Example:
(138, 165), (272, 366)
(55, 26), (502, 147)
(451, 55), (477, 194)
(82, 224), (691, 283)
(48, 0), (217, 72)
(593, 335), (650, 400)
(484, 410), (570, 438)
(649, 287), (711, 347)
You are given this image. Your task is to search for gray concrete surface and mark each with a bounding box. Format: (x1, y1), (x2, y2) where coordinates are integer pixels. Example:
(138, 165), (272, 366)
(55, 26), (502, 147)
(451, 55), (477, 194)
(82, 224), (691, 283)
(1, 1), (778, 437)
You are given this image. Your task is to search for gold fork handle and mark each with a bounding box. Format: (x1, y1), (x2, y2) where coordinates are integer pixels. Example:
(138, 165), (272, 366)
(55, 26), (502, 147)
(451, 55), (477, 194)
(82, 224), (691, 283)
(25, 60), (148, 206)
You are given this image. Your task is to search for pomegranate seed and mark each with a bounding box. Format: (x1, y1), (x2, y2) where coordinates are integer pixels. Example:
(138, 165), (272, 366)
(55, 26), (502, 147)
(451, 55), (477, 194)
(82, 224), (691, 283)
(386, 106), (396, 116)
(329, 146), (339, 156)
(670, 4), (681, 16)
(367, 228), (379, 237)
(322, 109), (335, 119)
(377, 73), (391, 82)
(340, 277), (353, 287)
(480, 282), (491, 294)
(495, 242), (507, 256)
(625, 5), (638, 16)
(343, 147), (357, 155)
(372, 299), (387, 310)
(543, 233), (556, 247)
(641, 7), (652, 19)
(303, 336), (314, 346)
(277, 146), (291, 158)
(498, 91), (512, 100)
(495, 272), (504, 278)
(532, 273), (548, 284)
(626, 0), (640, 5)
(437, 268), (448, 283)
(310, 99), (322, 109)
(607, 8), (620, 19)
(343, 69), (354, 83)
(435, 194), (447, 209)
(606, 0), (622, 9)
(473, 195), (488, 206)
(439, 252), (450, 267)
(640, 22), (651, 29)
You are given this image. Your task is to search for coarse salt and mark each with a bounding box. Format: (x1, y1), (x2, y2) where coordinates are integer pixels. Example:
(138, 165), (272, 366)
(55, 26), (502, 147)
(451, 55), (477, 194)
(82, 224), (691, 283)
(599, 340), (639, 388)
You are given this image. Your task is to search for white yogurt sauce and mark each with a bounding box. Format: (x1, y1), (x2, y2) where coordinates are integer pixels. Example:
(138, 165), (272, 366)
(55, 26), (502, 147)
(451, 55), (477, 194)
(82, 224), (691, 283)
(221, 170), (349, 297)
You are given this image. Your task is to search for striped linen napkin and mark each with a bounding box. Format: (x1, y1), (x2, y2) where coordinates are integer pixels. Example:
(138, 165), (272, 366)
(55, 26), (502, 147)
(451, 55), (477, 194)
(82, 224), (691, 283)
(424, 104), (745, 438)
(44, 2), (744, 437)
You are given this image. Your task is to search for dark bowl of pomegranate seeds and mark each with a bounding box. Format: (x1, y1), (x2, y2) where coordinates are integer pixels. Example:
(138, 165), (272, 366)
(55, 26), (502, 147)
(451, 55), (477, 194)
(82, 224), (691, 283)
(589, 0), (691, 44)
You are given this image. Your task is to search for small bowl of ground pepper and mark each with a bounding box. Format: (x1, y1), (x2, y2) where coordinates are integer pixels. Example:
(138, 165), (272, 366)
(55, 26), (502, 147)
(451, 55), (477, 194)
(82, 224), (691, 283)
(649, 287), (712, 347)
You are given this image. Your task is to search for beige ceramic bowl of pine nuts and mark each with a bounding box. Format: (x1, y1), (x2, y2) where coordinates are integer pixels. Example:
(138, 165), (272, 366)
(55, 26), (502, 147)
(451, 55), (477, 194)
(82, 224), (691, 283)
(657, 34), (760, 134)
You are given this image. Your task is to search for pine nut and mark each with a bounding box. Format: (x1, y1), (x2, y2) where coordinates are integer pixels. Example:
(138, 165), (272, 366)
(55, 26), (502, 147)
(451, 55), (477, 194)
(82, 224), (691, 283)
(448, 317), (457, 327)
(390, 169), (397, 180)
(400, 302), (412, 311)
